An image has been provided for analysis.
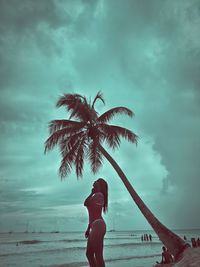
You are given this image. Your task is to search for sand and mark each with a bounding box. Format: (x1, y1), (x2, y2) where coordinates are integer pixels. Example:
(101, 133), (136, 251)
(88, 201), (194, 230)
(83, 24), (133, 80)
(173, 247), (200, 267)
(155, 247), (200, 267)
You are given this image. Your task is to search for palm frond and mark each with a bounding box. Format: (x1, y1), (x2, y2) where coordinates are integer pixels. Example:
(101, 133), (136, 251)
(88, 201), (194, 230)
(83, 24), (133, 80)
(44, 123), (85, 154)
(59, 138), (82, 179)
(56, 94), (85, 108)
(68, 99), (89, 121)
(98, 124), (138, 149)
(49, 120), (86, 134)
(56, 94), (94, 122)
(59, 132), (85, 157)
(97, 107), (134, 123)
(92, 91), (105, 109)
(98, 124), (121, 149)
(75, 137), (87, 178)
(89, 140), (103, 174)
(44, 128), (69, 154)
(59, 156), (72, 179)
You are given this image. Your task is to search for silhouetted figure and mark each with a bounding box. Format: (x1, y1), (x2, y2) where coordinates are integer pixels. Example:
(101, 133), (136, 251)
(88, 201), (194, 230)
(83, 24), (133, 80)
(149, 234), (152, 241)
(191, 237), (197, 248)
(166, 249), (173, 262)
(156, 246), (173, 264)
(197, 238), (200, 247)
(183, 235), (187, 241)
(84, 178), (108, 267)
(141, 235), (143, 241)
(144, 234), (146, 241)
(146, 234), (149, 241)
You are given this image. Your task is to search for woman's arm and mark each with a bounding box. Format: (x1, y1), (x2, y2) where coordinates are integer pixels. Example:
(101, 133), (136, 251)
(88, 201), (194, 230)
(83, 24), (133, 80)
(161, 254), (164, 264)
(85, 223), (91, 238)
(84, 188), (95, 206)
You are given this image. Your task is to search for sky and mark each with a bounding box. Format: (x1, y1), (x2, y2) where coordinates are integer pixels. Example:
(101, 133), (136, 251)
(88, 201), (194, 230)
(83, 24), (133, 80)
(0, 0), (200, 233)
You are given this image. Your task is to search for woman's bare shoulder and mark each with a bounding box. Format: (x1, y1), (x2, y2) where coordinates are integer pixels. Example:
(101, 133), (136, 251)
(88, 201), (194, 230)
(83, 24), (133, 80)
(92, 192), (104, 205)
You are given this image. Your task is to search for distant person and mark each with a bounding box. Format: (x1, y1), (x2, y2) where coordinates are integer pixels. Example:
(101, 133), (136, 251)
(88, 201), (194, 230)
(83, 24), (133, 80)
(191, 238), (197, 248)
(149, 234), (152, 241)
(141, 235), (143, 242)
(146, 234), (149, 241)
(144, 234), (146, 241)
(184, 235), (187, 241)
(166, 249), (173, 262)
(84, 178), (108, 267)
(197, 238), (200, 247)
(156, 246), (173, 264)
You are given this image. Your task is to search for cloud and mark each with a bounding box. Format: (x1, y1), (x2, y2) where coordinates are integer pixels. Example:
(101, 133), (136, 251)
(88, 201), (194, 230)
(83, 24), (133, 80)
(0, 0), (71, 33)
(0, 0), (200, 232)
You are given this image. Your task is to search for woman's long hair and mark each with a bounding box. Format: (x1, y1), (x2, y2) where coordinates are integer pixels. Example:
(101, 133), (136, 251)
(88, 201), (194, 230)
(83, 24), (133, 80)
(97, 178), (108, 213)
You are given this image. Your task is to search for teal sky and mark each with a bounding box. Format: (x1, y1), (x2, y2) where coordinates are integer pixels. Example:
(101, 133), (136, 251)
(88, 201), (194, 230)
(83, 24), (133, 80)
(1, 0), (200, 232)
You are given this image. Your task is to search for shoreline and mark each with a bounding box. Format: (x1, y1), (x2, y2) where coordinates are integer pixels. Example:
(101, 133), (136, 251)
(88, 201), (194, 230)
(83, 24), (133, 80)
(1, 231), (200, 267)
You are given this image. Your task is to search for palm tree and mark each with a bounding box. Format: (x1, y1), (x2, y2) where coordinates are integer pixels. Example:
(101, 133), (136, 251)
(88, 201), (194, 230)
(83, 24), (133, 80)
(44, 92), (189, 259)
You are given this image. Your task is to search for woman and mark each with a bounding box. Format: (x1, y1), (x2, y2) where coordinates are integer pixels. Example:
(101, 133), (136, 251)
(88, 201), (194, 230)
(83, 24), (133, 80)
(84, 178), (108, 267)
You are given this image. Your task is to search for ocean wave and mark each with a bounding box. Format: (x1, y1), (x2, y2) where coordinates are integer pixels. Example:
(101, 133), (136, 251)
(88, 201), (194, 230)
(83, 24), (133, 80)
(42, 254), (161, 267)
(105, 241), (160, 248)
(0, 241), (161, 257)
(105, 237), (138, 240)
(0, 242), (161, 258)
(43, 262), (87, 267)
(106, 253), (161, 262)
(0, 247), (86, 257)
(20, 240), (45, 244)
(0, 240), (46, 245)
(60, 239), (84, 243)
(2, 239), (85, 245)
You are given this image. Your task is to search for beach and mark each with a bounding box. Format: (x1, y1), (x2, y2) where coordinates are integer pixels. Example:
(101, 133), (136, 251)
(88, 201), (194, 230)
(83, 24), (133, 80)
(170, 247), (200, 267)
(0, 229), (199, 267)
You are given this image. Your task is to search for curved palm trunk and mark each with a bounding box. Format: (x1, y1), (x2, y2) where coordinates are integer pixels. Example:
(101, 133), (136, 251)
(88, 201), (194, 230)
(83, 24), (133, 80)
(99, 144), (190, 260)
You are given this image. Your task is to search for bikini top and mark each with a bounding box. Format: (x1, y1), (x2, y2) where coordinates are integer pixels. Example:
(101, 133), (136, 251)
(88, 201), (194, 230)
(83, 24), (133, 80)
(90, 192), (104, 206)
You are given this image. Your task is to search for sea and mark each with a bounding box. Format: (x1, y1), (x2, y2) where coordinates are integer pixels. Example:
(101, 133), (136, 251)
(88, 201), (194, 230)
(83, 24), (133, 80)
(0, 229), (199, 267)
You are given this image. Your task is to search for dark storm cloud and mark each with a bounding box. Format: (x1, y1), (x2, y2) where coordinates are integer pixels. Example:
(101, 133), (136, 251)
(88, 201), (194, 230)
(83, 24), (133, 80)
(0, 0), (71, 33)
(0, 94), (51, 123)
(70, 1), (177, 86)
(0, 0), (72, 90)
(66, 0), (200, 227)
